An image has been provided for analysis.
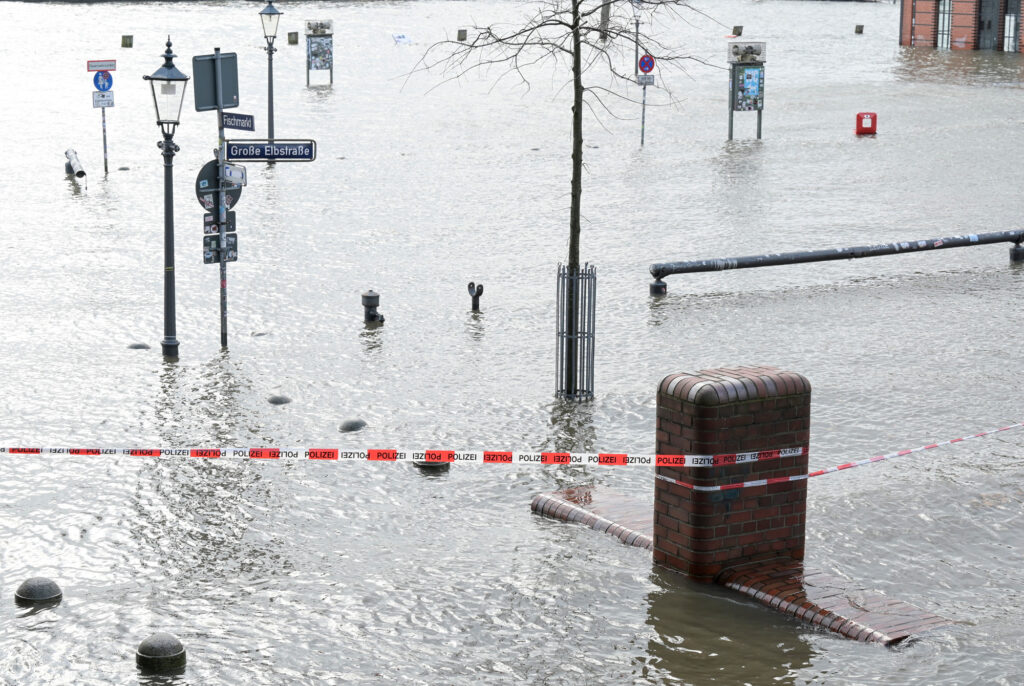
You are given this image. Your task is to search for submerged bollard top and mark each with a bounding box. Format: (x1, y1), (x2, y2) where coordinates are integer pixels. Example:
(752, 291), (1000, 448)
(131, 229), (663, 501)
(15, 577), (62, 606)
(136, 632), (186, 672)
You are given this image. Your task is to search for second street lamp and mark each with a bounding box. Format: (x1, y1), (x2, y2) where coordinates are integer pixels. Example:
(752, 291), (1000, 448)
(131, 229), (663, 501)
(259, 0), (282, 145)
(143, 37), (190, 359)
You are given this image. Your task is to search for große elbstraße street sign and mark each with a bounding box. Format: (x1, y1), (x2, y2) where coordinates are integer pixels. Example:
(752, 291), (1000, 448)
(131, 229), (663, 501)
(225, 140), (317, 162)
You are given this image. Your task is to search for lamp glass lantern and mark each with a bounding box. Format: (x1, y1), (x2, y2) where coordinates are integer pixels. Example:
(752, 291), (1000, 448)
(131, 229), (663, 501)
(260, 1), (283, 40)
(144, 40), (190, 137)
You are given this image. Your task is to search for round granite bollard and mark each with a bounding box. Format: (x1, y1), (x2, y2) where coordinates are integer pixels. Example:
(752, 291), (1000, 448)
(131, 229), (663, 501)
(268, 395), (292, 405)
(339, 419), (367, 433)
(128, 343), (151, 350)
(413, 460), (451, 472)
(14, 577), (62, 607)
(136, 633), (186, 673)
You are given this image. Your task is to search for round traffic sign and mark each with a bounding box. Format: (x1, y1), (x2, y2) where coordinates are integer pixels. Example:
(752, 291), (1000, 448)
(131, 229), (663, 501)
(639, 54), (655, 74)
(93, 70), (113, 92)
(195, 160), (242, 212)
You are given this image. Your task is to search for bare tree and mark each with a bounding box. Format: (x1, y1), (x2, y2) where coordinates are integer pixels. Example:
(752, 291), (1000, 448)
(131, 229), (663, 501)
(416, 0), (719, 396)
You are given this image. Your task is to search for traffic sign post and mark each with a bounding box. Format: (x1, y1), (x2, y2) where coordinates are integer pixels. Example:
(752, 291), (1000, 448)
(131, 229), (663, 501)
(638, 54), (655, 147)
(193, 48), (240, 348)
(89, 66), (114, 173)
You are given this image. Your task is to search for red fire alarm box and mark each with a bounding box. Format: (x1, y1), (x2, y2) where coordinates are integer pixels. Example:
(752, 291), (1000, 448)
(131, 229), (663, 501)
(856, 112), (877, 135)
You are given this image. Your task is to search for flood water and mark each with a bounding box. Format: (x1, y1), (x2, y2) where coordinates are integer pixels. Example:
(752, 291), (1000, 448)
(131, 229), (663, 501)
(2, 0), (1024, 683)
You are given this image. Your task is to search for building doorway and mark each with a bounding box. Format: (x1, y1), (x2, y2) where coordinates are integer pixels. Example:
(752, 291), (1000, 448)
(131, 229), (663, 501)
(978, 0), (1001, 49)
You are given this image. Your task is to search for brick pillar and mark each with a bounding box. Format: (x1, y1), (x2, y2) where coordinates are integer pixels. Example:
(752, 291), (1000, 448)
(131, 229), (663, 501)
(951, 0), (980, 48)
(653, 366), (811, 583)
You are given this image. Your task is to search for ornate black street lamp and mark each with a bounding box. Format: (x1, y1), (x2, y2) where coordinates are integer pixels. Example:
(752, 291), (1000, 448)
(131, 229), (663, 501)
(143, 38), (189, 359)
(260, 0), (283, 144)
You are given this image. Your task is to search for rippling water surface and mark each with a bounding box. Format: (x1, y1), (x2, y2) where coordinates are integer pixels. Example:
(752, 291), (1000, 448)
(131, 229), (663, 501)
(2, 0), (1024, 683)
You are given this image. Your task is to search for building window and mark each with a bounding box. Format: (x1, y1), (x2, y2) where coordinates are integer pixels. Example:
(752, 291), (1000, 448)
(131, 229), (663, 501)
(937, 0), (952, 48)
(1005, 0), (1021, 51)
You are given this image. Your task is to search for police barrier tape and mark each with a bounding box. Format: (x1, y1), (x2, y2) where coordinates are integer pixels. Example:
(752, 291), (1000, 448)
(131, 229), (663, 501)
(0, 421), (1020, 488)
(657, 421), (1024, 492)
(0, 446), (803, 466)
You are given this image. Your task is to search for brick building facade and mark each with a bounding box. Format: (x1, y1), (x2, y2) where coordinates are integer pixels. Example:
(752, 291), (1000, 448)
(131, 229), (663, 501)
(900, 0), (1023, 50)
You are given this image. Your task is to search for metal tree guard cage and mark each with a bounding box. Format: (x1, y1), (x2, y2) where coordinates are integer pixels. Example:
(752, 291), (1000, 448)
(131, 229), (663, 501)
(556, 263), (596, 400)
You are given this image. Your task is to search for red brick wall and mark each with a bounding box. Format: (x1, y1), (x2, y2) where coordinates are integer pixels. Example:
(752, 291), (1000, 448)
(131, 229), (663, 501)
(653, 367), (811, 583)
(951, 0), (980, 48)
(901, 0), (915, 45)
(909, 0), (941, 47)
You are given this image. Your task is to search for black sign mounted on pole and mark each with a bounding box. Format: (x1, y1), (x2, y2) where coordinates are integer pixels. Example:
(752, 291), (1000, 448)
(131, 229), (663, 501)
(194, 159), (242, 212)
(192, 52), (239, 111)
(203, 234), (238, 264)
(204, 211), (236, 234)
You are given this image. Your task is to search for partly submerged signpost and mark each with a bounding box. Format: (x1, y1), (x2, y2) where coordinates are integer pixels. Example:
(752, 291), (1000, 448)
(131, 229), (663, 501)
(192, 48), (240, 349)
(87, 59), (116, 173)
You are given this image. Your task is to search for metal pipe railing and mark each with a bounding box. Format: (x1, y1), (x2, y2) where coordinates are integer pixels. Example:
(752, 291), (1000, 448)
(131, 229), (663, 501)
(649, 230), (1024, 291)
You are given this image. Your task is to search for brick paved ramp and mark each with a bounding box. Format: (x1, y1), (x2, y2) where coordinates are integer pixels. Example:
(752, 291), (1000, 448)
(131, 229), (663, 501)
(531, 486), (953, 645)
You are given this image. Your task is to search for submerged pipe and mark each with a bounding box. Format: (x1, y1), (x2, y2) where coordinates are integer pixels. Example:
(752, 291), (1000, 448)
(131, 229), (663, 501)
(650, 230), (1024, 282)
(65, 149), (86, 178)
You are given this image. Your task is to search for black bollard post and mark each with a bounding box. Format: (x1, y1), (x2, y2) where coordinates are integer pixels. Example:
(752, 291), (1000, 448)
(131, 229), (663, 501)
(136, 633), (186, 674)
(14, 577), (62, 607)
(1010, 243), (1024, 264)
(468, 282), (483, 311)
(362, 290), (385, 323)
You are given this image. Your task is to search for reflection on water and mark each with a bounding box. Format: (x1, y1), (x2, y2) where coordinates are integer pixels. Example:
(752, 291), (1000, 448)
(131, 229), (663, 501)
(645, 567), (814, 684)
(893, 45), (1024, 86)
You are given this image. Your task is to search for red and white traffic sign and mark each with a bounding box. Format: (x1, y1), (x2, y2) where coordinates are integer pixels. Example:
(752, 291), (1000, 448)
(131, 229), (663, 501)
(639, 54), (655, 73)
(87, 60), (117, 72)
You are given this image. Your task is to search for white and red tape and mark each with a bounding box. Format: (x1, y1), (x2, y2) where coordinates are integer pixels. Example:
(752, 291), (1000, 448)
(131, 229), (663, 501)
(0, 446), (802, 466)
(1, 420), (1020, 490)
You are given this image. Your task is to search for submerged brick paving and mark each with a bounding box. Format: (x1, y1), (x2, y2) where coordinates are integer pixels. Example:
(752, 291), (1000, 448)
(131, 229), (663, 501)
(531, 486), (953, 646)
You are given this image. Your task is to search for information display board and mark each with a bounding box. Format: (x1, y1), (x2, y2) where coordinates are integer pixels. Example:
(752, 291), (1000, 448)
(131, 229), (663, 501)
(731, 64), (764, 112)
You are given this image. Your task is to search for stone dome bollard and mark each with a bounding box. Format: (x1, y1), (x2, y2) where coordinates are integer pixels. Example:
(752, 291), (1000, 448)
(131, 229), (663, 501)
(14, 577), (62, 607)
(136, 632), (186, 673)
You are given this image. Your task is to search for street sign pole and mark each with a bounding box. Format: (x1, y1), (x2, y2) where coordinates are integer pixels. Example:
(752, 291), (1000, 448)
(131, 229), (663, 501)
(728, 64), (734, 141)
(92, 70), (114, 174)
(641, 84), (647, 147)
(638, 54), (655, 147)
(215, 47), (229, 349)
(100, 105), (109, 175)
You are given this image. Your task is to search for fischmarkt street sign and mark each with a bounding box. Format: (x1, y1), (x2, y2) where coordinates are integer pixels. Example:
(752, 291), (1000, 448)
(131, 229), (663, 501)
(224, 139), (317, 162)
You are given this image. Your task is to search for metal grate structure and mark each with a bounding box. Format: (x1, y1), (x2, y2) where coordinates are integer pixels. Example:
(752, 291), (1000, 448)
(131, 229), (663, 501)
(555, 263), (596, 401)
